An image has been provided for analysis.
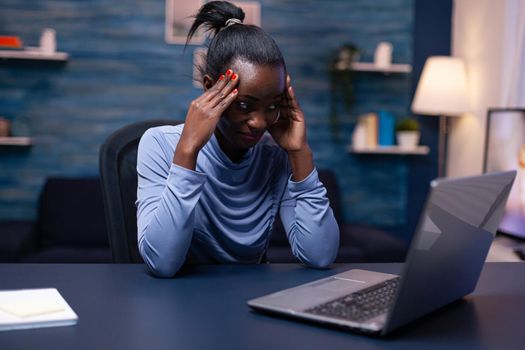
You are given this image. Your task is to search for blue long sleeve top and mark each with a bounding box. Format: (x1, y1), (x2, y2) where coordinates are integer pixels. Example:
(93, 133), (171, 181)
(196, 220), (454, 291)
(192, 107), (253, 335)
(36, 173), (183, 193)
(136, 124), (339, 277)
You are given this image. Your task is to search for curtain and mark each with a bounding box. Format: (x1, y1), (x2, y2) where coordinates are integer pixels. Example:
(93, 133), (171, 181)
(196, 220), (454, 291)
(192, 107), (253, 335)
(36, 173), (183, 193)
(501, 0), (525, 107)
(448, 0), (525, 177)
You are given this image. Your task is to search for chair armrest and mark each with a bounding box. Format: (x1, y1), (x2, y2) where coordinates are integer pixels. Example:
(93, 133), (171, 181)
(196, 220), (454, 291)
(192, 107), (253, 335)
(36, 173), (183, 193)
(0, 221), (38, 262)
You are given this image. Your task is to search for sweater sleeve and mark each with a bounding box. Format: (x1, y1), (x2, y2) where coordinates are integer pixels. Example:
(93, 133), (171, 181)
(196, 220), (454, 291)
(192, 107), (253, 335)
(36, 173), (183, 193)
(278, 168), (340, 268)
(136, 128), (207, 277)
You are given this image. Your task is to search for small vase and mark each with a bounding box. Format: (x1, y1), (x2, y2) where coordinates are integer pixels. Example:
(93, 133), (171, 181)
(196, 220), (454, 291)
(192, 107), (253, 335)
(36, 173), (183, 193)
(396, 131), (420, 149)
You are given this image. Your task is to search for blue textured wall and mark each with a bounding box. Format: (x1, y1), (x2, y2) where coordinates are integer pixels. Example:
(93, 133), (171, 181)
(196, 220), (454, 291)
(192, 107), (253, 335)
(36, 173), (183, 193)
(0, 0), (413, 234)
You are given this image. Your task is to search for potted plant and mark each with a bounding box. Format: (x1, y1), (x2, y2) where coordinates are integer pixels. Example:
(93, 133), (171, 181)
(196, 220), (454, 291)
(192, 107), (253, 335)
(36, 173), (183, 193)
(396, 117), (420, 149)
(328, 44), (359, 139)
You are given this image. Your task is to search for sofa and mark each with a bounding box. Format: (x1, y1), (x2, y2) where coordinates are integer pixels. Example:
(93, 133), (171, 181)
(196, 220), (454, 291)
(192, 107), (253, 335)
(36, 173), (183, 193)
(0, 173), (405, 264)
(0, 178), (112, 263)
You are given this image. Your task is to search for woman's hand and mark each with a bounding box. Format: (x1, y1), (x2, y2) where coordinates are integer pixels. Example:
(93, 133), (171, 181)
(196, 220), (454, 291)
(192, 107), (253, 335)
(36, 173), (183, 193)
(269, 75), (314, 181)
(269, 75), (308, 153)
(174, 70), (239, 170)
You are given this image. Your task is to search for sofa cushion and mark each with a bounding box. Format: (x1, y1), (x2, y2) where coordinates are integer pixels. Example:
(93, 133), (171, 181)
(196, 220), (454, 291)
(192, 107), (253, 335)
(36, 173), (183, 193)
(341, 223), (406, 262)
(0, 221), (37, 262)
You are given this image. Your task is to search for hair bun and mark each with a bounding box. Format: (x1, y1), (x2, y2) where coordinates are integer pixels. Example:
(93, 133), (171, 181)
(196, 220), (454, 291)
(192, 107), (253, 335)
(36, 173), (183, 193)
(186, 1), (245, 44)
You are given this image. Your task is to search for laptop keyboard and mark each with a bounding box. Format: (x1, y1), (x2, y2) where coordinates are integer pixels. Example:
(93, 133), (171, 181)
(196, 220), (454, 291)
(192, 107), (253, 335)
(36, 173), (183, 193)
(305, 277), (400, 323)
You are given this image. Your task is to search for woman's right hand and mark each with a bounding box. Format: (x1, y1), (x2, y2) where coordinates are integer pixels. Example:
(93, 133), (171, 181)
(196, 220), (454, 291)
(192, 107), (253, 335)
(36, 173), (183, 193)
(173, 69), (239, 169)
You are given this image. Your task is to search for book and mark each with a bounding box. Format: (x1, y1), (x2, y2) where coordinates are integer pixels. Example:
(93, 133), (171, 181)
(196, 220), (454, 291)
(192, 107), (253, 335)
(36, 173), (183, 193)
(378, 110), (395, 146)
(353, 113), (379, 149)
(351, 121), (367, 150)
(362, 113), (378, 147)
(0, 288), (78, 331)
(0, 36), (23, 49)
(353, 111), (398, 149)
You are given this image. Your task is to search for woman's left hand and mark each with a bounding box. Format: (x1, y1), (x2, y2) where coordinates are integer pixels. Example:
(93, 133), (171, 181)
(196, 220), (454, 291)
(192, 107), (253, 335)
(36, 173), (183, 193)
(269, 75), (308, 152)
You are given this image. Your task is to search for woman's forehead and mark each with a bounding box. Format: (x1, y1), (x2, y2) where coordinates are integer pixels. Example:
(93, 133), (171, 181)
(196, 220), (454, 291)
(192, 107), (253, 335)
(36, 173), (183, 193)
(230, 59), (286, 99)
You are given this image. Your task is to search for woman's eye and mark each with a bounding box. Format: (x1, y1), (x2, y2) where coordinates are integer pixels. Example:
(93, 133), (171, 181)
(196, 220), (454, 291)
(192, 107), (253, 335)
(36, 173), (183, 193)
(238, 101), (249, 110)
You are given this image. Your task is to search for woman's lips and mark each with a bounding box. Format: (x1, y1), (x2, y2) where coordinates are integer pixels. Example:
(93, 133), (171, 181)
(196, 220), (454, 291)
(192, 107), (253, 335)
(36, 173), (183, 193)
(238, 132), (260, 142)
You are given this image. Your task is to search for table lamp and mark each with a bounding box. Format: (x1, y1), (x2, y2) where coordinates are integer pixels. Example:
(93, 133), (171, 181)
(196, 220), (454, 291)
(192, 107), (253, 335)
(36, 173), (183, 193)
(411, 56), (469, 177)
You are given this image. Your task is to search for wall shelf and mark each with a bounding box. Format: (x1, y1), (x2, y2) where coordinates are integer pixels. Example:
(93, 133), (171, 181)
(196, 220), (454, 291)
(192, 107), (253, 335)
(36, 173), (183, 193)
(0, 48), (68, 62)
(346, 144), (429, 155)
(0, 137), (33, 146)
(347, 62), (412, 74)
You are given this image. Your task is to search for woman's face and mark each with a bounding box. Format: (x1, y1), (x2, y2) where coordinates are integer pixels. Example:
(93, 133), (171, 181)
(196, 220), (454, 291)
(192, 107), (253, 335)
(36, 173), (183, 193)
(212, 59), (286, 152)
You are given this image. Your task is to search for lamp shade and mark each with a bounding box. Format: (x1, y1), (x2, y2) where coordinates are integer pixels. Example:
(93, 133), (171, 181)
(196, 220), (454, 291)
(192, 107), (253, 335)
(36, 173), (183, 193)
(411, 56), (469, 116)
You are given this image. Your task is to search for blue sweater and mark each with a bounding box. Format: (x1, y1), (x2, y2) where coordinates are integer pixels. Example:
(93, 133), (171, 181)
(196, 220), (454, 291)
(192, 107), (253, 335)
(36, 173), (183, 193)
(136, 124), (339, 277)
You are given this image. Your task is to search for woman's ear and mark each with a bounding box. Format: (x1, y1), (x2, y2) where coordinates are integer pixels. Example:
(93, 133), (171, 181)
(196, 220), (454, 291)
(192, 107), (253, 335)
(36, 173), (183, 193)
(203, 74), (213, 91)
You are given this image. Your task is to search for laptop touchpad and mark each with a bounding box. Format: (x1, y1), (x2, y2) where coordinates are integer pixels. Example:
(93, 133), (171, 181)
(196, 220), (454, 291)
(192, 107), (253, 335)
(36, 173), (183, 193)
(309, 277), (366, 293)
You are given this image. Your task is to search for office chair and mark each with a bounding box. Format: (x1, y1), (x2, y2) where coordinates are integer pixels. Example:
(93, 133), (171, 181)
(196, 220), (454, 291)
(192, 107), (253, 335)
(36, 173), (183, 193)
(99, 119), (182, 263)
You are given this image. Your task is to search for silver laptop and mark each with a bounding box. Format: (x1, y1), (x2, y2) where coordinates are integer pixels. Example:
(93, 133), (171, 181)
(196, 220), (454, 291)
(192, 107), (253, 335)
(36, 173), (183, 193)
(248, 171), (516, 335)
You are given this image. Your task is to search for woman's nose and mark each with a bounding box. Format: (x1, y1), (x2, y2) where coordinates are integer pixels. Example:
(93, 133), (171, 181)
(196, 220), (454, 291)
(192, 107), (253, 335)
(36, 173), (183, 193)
(246, 111), (268, 129)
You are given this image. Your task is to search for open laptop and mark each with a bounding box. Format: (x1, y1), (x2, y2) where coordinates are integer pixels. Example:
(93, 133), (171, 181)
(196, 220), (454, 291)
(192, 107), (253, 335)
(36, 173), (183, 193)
(248, 171), (516, 335)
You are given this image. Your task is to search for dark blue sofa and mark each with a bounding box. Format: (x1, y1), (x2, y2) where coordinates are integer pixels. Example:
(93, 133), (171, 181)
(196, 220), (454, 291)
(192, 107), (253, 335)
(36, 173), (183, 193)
(0, 173), (405, 264)
(0, 178), (111, 263)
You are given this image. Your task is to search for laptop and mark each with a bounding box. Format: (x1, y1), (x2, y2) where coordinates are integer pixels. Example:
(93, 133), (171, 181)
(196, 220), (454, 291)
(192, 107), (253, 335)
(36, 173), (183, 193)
(248, 171), (516, 335)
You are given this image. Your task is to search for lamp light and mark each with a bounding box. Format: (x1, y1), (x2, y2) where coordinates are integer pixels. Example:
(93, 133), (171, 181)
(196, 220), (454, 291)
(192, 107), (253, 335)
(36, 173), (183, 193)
(411, 56), (469, 177)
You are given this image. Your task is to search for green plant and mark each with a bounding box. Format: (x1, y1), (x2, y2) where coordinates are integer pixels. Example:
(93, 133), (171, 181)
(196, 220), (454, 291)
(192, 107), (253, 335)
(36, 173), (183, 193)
(396, 118), (420, 132)
(328, 43), (359, 139)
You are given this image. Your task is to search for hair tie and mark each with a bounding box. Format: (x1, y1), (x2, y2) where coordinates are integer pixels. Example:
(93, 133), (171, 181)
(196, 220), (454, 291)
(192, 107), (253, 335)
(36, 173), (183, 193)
(225, 18), (242, 27)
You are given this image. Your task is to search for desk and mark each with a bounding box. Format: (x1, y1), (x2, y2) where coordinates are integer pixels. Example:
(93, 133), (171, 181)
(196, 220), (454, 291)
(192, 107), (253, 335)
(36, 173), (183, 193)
(0, 263), (524, 350)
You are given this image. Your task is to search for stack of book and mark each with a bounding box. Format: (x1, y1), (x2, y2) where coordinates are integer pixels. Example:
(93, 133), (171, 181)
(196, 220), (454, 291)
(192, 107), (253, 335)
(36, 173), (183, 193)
(352, 111), (395, 150)
(0, 36), (23, 50)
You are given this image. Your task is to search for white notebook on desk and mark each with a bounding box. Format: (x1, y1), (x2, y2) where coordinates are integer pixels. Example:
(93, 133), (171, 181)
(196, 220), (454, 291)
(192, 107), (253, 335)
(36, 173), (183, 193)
(0, 288), (78, 331)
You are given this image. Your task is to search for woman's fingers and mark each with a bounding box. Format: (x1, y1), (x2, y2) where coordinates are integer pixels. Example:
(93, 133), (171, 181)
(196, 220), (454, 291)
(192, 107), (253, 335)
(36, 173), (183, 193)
(200, 75), (225, 102)
(202, 69), (233, 102)
(285, 75), (300, 109)
(215, 86), (239, 114)
(281, 74), (305, 123)
(209, 72), (239, 109)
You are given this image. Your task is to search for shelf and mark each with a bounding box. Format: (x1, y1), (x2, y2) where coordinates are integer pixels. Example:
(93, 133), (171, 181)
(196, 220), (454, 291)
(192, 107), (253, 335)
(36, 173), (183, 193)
(0, 136), (32, 146)
(348, 62), (412, 73)
(346, 145), (429, 155)
(0, 48), (68, 62)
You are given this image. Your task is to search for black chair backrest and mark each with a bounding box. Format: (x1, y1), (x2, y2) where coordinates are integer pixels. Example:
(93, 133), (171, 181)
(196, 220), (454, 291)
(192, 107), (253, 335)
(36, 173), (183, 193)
(99, 119), (182, 263)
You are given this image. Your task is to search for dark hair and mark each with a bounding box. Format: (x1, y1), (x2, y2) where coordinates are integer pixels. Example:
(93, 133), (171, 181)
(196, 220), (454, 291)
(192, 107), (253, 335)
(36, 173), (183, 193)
(187, 1), (285, 83)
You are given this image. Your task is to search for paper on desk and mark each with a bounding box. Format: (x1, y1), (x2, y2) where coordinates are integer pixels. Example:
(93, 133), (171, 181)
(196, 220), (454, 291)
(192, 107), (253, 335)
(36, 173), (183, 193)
(0, 288), (78, 331)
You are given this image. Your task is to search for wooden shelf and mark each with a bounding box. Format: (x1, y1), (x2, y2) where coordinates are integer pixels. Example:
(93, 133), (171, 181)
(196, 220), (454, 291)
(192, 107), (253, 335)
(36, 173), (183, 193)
(0, 137), (33, 146)
(0, 48), (68, 62)
(348, 62), (412, 73)
(346, 145), (429, 155)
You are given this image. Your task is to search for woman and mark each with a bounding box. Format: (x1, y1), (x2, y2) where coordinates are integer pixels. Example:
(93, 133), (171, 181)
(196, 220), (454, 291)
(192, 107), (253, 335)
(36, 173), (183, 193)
(137, 1), (339, 277)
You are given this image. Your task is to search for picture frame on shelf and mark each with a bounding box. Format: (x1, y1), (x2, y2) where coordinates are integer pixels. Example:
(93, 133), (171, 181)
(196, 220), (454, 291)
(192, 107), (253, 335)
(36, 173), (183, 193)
(165, 0), (205, 45)
(165, 1), (261, 45)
